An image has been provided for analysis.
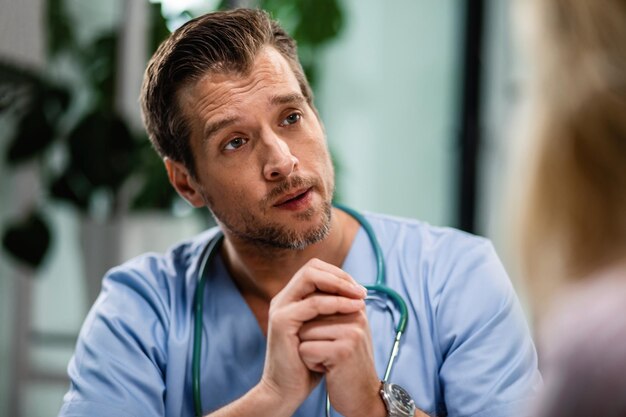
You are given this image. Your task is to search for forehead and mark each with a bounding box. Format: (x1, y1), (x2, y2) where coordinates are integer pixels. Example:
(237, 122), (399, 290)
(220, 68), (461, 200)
(178, 46), (302, 118)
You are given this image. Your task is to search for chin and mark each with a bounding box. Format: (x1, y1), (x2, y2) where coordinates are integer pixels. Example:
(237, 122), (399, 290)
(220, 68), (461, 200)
(245, 201), (332, 250)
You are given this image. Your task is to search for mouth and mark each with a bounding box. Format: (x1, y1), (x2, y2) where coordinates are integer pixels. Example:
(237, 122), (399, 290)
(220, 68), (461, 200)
(273, 187), (313, 207)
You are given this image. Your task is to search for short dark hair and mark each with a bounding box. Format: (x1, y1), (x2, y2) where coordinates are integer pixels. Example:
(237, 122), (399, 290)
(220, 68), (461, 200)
(140, 8), (314, 178)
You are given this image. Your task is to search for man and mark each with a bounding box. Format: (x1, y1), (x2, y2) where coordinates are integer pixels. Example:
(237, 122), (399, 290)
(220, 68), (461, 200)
(59, 8), (540, 417)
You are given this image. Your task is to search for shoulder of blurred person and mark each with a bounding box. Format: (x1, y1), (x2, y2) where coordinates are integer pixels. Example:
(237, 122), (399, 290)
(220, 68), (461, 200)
(529, 260), (626, 417)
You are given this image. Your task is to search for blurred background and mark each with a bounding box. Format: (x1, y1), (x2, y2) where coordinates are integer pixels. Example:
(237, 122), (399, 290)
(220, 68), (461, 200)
(0, 0), (524, 415)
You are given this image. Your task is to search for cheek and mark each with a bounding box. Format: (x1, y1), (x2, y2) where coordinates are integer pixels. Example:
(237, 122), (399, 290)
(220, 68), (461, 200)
(300, 126), (330, 163)
(205, 173), (264, 206)
(311, 142), (333, 174)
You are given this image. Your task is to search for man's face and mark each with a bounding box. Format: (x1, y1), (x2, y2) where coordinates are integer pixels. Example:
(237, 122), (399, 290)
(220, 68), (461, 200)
(178, 46), (334, 250)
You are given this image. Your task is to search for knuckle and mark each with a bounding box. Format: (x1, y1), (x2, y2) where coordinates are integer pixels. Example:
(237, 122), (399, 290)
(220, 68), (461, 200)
(336, 342), (353, 360)
(308, 295), (323, 311)
(298, 342), (311, 357)
(268, 297), (280, 312)
(345, 325), (364, 341)
(268, 306), (285, 325)
(307, 257), (322, 266)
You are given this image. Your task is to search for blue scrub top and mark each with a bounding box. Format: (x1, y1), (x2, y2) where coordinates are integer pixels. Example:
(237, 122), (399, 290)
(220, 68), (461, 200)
(59, 212), (541, 417)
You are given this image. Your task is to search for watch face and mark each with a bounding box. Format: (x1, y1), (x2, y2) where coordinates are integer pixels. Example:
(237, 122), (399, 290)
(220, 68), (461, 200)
(387, 383), (415, 415)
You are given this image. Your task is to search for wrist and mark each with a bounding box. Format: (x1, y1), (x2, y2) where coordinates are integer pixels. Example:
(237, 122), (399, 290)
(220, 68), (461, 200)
(203, 381), (302, 417)
(253, 378), (301, 417)
(342, 380), (387, 417)
(372, 381), (388, 417)
(372, 392), (388, 417)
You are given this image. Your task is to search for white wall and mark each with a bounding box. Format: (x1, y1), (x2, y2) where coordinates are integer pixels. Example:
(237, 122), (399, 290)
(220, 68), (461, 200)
(317, 0), (462, 227)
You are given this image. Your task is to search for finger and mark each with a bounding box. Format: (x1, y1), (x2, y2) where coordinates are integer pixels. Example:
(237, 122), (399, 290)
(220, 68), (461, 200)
(299, 340), (355, 372)
(298, 312), (365, 341)
(299, 340), (332, 372)
(289, 259), (363, 295)
(299, 333), (374, 373)
(276, 294), (365, 325)
(304, 258), (358, 284)
(279, 262), (367, 302)
(299, 350), (328, 374)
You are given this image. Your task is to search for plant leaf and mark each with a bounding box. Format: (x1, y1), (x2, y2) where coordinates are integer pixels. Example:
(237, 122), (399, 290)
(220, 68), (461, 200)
(131, 140), (179, 211)
(2, 211), (51, 268)
(6, 105), (56, 164)
(47, 0), (77, 58)
(66, 110), (138, 191)
(49, 168), (92, 212)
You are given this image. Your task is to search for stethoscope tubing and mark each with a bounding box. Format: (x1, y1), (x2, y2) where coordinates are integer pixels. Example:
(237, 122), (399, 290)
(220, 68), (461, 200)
(192, 206), (409, 417)
(193, 232), (224, 417)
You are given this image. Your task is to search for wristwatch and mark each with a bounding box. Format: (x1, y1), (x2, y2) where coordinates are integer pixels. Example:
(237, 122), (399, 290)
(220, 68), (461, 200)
(380, 382), (416, 417)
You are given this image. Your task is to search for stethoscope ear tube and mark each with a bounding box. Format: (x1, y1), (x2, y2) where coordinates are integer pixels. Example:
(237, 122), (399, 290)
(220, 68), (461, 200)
(193, 232), (224, 417)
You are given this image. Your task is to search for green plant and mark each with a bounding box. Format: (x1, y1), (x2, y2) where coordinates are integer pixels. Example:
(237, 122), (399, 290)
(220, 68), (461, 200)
(1, 0), (175, 268)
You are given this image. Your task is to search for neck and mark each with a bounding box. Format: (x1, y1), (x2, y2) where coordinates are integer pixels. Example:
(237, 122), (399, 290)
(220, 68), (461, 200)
(220, 207), (360, 302)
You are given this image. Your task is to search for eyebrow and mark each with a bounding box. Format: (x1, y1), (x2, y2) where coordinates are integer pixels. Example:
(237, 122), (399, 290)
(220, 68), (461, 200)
(203, 116), (239, 143)
(269, 93), (306, 106)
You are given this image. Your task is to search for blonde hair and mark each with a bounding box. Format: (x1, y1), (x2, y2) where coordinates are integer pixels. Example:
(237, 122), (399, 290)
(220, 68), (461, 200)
(514, 0), (626, 313)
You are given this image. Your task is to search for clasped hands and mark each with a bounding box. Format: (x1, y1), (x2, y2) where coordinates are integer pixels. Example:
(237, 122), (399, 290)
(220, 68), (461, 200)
(260, 259), (386, 417)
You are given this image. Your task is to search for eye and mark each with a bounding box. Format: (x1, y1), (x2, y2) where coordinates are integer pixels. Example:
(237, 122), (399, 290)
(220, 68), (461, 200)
(280, 112), (301, 127)
(223, 137), (248, 151)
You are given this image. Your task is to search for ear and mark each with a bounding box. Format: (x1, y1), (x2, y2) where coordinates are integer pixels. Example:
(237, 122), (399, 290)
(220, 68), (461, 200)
(164, 158), (206, 208)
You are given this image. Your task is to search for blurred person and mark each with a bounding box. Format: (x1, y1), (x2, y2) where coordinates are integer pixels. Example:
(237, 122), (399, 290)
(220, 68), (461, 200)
(513, 0), (626, 416)
(58, 8), (541, 417)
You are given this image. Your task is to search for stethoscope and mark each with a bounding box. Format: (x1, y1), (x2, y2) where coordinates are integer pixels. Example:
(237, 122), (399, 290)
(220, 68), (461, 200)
(192, 205), (409, 417)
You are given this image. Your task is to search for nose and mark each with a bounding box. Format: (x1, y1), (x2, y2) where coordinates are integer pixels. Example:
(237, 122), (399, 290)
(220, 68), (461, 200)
(262, 133), (298, 181)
